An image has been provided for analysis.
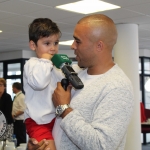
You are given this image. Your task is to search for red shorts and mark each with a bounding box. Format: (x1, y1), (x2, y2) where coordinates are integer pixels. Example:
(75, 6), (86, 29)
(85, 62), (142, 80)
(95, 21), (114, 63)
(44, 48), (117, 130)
(25, 118), (55, 142)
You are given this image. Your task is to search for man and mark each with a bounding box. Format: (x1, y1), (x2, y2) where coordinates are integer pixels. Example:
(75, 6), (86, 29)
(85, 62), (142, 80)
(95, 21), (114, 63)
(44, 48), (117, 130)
(12, 82), (26, 146)
(28, 14), (134, 150)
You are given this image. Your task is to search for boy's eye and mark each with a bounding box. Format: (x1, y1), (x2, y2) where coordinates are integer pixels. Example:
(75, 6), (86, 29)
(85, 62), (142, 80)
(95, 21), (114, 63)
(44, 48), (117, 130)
(55, 42), (59, 45)
(44, 42), (59, 46)
(45, 42), (50, 45)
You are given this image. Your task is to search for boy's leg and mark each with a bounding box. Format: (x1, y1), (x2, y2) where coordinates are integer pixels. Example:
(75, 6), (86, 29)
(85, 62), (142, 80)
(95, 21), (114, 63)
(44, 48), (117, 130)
(25, 118), (55, 142)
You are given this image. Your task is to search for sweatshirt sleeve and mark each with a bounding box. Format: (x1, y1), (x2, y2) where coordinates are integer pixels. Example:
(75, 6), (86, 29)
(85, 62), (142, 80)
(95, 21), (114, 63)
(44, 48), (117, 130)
(60, 88), (134, 150)
(23, 57), (53, 90)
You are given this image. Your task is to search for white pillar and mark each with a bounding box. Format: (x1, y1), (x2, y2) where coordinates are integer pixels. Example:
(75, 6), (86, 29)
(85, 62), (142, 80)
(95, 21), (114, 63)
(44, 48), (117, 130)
(113, 24), (141, 150)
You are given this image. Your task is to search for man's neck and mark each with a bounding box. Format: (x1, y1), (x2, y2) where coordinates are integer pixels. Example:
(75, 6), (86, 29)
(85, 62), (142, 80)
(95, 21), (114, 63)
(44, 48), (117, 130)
(15, 90), (21, 95)
(87, 61), (115, 75)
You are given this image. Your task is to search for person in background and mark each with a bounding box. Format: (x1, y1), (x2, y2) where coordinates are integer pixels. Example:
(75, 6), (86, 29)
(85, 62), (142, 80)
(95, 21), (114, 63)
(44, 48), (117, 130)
(27, 14), (134, 150)
(0, 78), (14, 141)
(23, 18), (63, 150)
(12, 82), (26, 146)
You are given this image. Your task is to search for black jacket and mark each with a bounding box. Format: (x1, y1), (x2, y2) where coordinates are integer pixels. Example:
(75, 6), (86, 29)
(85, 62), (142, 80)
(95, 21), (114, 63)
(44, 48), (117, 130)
(0, 92), (14, 124)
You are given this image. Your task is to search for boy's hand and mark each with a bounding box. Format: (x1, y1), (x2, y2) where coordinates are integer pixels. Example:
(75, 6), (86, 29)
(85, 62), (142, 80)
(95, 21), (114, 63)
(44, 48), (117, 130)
(42, 53), (53, 60)
(27, 138), (49, 150)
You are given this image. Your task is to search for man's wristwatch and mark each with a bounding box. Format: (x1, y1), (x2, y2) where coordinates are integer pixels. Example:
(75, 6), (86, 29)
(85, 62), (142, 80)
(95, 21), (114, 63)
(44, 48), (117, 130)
(55, 104), (70, 117)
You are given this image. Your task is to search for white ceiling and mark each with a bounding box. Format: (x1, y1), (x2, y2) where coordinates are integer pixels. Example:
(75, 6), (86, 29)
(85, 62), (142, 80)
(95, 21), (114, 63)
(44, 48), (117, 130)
(0, 0), (150, 53)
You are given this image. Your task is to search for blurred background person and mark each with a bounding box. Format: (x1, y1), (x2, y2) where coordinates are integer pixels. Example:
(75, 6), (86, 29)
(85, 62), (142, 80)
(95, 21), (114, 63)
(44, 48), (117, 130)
(12, 82), (26, 146)
(0, 78), (14, 141)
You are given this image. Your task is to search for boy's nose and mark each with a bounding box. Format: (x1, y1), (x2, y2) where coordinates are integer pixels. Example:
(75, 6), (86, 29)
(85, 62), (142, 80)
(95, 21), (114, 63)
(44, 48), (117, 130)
(50, 44), (55, 50)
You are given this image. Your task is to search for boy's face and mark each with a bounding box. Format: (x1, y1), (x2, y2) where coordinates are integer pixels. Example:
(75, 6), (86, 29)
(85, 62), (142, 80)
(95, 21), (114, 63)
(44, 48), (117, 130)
(29, 34), (59, 58)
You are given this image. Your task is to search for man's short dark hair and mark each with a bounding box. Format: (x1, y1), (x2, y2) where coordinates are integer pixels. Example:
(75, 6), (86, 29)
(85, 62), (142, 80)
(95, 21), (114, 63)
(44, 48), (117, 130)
(13, 82), (22, 90)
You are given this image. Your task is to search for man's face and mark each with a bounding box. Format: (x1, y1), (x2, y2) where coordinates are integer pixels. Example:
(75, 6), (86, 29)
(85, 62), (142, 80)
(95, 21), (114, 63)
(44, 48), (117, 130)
(12, 86), (15, 94)
(71, 24), (97, 68)
(31, 34), (59, 58)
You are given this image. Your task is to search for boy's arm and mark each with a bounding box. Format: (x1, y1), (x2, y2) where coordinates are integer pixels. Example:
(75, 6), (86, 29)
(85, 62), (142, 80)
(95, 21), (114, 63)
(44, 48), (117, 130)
(24, 57), (53, 89)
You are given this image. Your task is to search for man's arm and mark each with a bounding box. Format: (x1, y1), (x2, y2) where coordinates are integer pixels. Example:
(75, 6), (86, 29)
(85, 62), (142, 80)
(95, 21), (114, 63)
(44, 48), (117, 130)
(12, 110), (24, 119)
(60, 88), (134, 150)
(27, 138), (50, 150)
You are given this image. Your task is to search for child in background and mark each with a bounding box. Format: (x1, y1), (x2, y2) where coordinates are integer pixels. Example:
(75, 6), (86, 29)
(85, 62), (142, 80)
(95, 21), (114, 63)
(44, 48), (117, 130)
(23, 18), (63, 150)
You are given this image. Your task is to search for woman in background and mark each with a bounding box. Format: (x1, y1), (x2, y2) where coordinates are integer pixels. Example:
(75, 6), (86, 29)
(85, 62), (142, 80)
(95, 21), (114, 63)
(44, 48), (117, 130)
(0, 78), (14, 141)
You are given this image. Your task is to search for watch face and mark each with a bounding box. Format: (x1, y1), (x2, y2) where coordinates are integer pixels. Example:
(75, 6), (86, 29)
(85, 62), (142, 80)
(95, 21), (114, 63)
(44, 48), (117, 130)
(56, 104), (70, 116)
(56, 105), (63, 116)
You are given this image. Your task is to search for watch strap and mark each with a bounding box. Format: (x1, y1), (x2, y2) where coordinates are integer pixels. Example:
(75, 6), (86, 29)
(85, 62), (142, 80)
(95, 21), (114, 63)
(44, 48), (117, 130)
(56, 104), (70, 117)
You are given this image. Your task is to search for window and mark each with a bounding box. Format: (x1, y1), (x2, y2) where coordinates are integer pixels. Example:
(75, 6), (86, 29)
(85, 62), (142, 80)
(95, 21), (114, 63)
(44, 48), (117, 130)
(144, 58), (150, 74)
(0, 58), (28, 96)
(7, 78), (21, 100)
(0, 62), (3, 77)
(7, 63), (21, 76)
(140, 57), (150, 109)
(139, 58), (141, 74)
(144, 76), (150, 109)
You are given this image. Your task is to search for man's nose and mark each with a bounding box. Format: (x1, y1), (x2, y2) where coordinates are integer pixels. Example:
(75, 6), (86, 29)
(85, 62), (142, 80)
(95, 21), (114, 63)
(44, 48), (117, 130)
(71, 41), (76, 50)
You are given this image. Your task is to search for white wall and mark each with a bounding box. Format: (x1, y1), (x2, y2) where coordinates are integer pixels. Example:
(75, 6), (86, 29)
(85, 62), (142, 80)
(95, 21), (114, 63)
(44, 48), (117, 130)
(0, 49), (75, 60)
(139, 49), (150, 57)
(0, 49), (150, 61)
(0, 50), (23, 60)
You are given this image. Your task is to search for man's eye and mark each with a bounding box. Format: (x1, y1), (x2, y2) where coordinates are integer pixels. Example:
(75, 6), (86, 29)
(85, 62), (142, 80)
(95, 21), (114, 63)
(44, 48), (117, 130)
(75, 40), (80, 44)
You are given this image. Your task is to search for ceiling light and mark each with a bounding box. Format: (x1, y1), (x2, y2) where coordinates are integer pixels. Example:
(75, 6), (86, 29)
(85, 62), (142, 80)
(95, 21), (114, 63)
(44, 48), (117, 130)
(59, 40), (74, 45)
(0, 30), (2, 33)
(56, 0), (121, 14)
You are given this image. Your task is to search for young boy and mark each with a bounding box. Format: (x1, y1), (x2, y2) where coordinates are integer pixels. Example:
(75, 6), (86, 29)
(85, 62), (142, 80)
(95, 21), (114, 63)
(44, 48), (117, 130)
(23, 18), (63, 150)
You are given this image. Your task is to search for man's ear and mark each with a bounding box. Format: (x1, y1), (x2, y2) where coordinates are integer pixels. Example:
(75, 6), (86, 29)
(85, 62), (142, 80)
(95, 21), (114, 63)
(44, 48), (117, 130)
(29, 41), (36, 51)
(97, 40), (103, 52)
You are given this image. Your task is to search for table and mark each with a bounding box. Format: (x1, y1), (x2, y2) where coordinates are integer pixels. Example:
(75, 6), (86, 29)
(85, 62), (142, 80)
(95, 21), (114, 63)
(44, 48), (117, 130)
(141, 122), (150, 125)
(141, 122), (150, 145)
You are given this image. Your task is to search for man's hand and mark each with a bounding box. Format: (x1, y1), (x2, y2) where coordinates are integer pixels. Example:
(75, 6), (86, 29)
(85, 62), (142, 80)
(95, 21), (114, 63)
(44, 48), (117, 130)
(27, 138), (49, 150)
(52, 82), (71, 107)
(12, 114), (15, 119)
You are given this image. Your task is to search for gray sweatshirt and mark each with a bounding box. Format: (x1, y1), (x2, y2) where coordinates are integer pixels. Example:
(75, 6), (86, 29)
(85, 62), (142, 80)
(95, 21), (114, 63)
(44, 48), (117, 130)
(53, 64), (134, 150)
